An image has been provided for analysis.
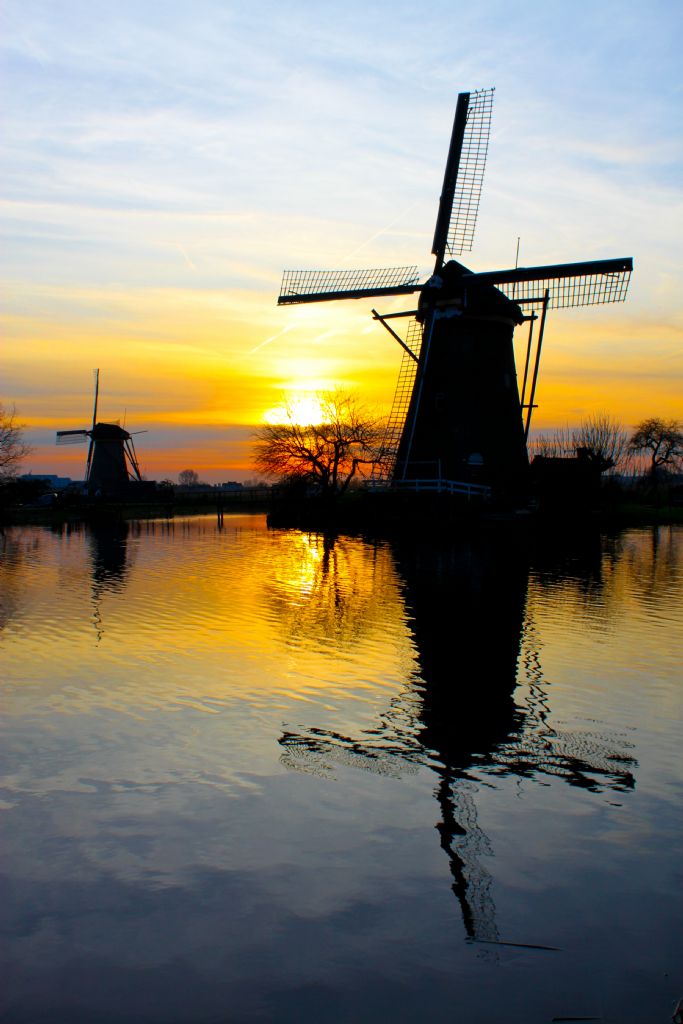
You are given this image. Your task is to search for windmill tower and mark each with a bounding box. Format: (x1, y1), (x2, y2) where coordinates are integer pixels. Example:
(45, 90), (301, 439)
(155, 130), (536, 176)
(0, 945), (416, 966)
(56, 370), (144, 494)
(278, 89), (633, 498)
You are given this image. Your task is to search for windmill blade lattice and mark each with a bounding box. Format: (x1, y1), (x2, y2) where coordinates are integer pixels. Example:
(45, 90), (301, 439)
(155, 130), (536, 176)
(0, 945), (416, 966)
(466, 257), (633, 311)
(91, 368), (100, 431)
(56, 430), (89, 445)
(372, 318), (423, 482)
(278, 266), (421, 306)
(432, 88), (494, 266)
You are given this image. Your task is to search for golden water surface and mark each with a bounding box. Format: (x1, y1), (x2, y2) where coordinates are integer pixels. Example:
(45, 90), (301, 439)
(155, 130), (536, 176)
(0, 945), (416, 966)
(1, 517), (681, 1023)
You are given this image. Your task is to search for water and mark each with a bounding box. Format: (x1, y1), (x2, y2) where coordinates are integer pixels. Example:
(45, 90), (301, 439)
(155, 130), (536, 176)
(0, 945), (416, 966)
(1, 516), (681, 1023)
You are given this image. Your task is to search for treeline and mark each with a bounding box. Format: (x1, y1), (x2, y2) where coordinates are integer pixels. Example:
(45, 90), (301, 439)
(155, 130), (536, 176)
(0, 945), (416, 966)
(530, 414), (682, 482)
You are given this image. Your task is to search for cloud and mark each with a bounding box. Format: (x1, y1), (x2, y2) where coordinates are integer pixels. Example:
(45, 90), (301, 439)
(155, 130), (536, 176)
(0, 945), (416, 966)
(3, 0), (682, 472)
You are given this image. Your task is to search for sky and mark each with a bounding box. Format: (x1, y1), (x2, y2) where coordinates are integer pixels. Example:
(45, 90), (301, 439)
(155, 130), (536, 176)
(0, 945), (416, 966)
(2, 0), (682, 482)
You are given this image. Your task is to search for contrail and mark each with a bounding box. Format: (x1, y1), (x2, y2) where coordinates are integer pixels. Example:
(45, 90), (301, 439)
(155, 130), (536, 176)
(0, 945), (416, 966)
(308, 328), (339, 345)
(248, 323), (295, 355)
(175, 243), (196, 271)
(342, 201), (421, 262)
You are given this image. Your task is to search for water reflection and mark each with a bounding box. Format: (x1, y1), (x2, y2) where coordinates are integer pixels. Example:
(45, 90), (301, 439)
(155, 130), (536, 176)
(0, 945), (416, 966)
(0, 529), (31, 632)
(86, 521), (132, 641)
(1, 518), (681, 1022)
(88, 521), (131, 593)
(278, 531), (637, 943)
(266, 530), (398, 651)
(0, 521), (133, 637)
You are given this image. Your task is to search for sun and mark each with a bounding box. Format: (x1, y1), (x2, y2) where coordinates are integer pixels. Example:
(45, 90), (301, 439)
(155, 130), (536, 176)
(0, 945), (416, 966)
(263, 394), (328, 426)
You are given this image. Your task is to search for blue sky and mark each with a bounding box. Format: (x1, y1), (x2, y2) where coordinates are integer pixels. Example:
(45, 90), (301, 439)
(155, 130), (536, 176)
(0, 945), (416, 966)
(2, 0), (682, 479)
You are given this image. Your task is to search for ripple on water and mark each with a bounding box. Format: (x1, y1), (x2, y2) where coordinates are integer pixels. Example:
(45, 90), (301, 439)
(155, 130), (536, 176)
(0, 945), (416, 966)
(1, 519), (682, 1024)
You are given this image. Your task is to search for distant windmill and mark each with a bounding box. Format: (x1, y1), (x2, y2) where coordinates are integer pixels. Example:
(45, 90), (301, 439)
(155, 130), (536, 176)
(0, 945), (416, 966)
(56, 370), (144, 493)
(278, 89), (633, 495)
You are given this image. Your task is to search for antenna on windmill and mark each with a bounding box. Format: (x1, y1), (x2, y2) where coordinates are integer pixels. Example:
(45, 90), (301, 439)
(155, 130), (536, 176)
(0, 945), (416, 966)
(276, 88), (633, 498)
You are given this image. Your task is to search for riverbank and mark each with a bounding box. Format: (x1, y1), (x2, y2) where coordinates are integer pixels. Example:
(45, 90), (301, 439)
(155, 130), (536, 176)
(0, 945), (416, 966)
(264, 488), (683, 536)
(0, 490), (271, 527)
(2, 488), (681, 531)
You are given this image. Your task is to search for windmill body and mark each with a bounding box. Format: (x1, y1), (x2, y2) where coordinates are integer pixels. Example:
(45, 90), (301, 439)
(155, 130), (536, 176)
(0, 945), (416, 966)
(394, 260), (528, 493)
(88, 423), (140, 493)
(56, 371), (144, 495)
(278, 89), (633, 498)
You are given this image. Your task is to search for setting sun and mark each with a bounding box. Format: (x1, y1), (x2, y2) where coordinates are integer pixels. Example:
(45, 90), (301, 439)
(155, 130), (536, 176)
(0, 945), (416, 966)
(263, 393), (330, 426)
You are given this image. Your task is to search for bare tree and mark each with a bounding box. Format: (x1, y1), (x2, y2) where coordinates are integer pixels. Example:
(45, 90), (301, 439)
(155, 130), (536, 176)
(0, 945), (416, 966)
(629, 418), (683, 481)
(178, 468), (200, 486)
(529, 427), (574, 459)
(573, 413), (628, 473)
(253, 391), (382, 496)
(530, 414), (627, 474)
(0, 403), (33, 481)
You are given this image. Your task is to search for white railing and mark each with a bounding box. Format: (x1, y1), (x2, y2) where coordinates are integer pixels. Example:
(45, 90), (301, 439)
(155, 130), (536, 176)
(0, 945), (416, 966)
(365, 478), (491, 500)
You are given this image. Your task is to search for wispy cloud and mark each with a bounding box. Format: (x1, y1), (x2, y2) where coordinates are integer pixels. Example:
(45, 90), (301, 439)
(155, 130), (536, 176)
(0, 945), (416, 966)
(2, 0), (682, 479)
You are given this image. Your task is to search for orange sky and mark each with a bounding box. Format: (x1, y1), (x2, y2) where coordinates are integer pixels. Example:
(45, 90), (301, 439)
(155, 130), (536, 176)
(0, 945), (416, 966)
(3, 2), (681, 482)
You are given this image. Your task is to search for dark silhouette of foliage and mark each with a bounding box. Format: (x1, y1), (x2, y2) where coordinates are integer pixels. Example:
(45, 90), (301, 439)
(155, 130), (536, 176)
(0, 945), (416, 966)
(0, 403), (32, 480)
(178, 468), (200, 486)
(629, 418), (683, 480)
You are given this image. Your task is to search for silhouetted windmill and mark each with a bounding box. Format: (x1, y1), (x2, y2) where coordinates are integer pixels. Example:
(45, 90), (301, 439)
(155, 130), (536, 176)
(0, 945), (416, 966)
(278, 89), (633, 496)
(56, 370), (144, 494)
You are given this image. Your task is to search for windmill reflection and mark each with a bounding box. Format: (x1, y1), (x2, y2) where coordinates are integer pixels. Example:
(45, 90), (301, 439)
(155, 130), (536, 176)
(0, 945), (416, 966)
(86, 520), (132, 640)
(278, 531), (636, 944)
(88, 520), (130, 592)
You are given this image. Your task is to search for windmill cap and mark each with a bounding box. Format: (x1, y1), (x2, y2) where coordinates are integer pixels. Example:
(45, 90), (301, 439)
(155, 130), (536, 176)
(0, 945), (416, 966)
(424, 260), (525, 324)
(91, 423), (131, 440)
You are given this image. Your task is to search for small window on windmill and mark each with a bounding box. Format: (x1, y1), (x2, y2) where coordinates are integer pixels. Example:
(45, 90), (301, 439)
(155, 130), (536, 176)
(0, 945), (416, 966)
(468, 452), (484, 466)
(435, 392), (447, 412)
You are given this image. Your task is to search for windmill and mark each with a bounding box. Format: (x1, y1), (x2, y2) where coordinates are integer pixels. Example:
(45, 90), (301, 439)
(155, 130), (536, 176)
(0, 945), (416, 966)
(277, 89), (633, 497)
(56, 370), (144, 494)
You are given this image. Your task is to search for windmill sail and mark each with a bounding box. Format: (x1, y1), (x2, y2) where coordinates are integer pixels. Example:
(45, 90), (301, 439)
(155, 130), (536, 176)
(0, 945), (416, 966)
(85, 368), (100, 481)
(278, 266), (421, 306)
(432, 88), (494, 268)
(91, 368), (100, 430)
(124, 435), (143, 482)
(56, 430), (89, 445)
(465, 257), (633, 311)
(372, 318), (423, 481)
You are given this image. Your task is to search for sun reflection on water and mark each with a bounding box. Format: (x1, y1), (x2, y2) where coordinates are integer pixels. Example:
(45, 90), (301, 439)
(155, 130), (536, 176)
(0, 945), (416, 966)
(0, 516), (412, 718)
